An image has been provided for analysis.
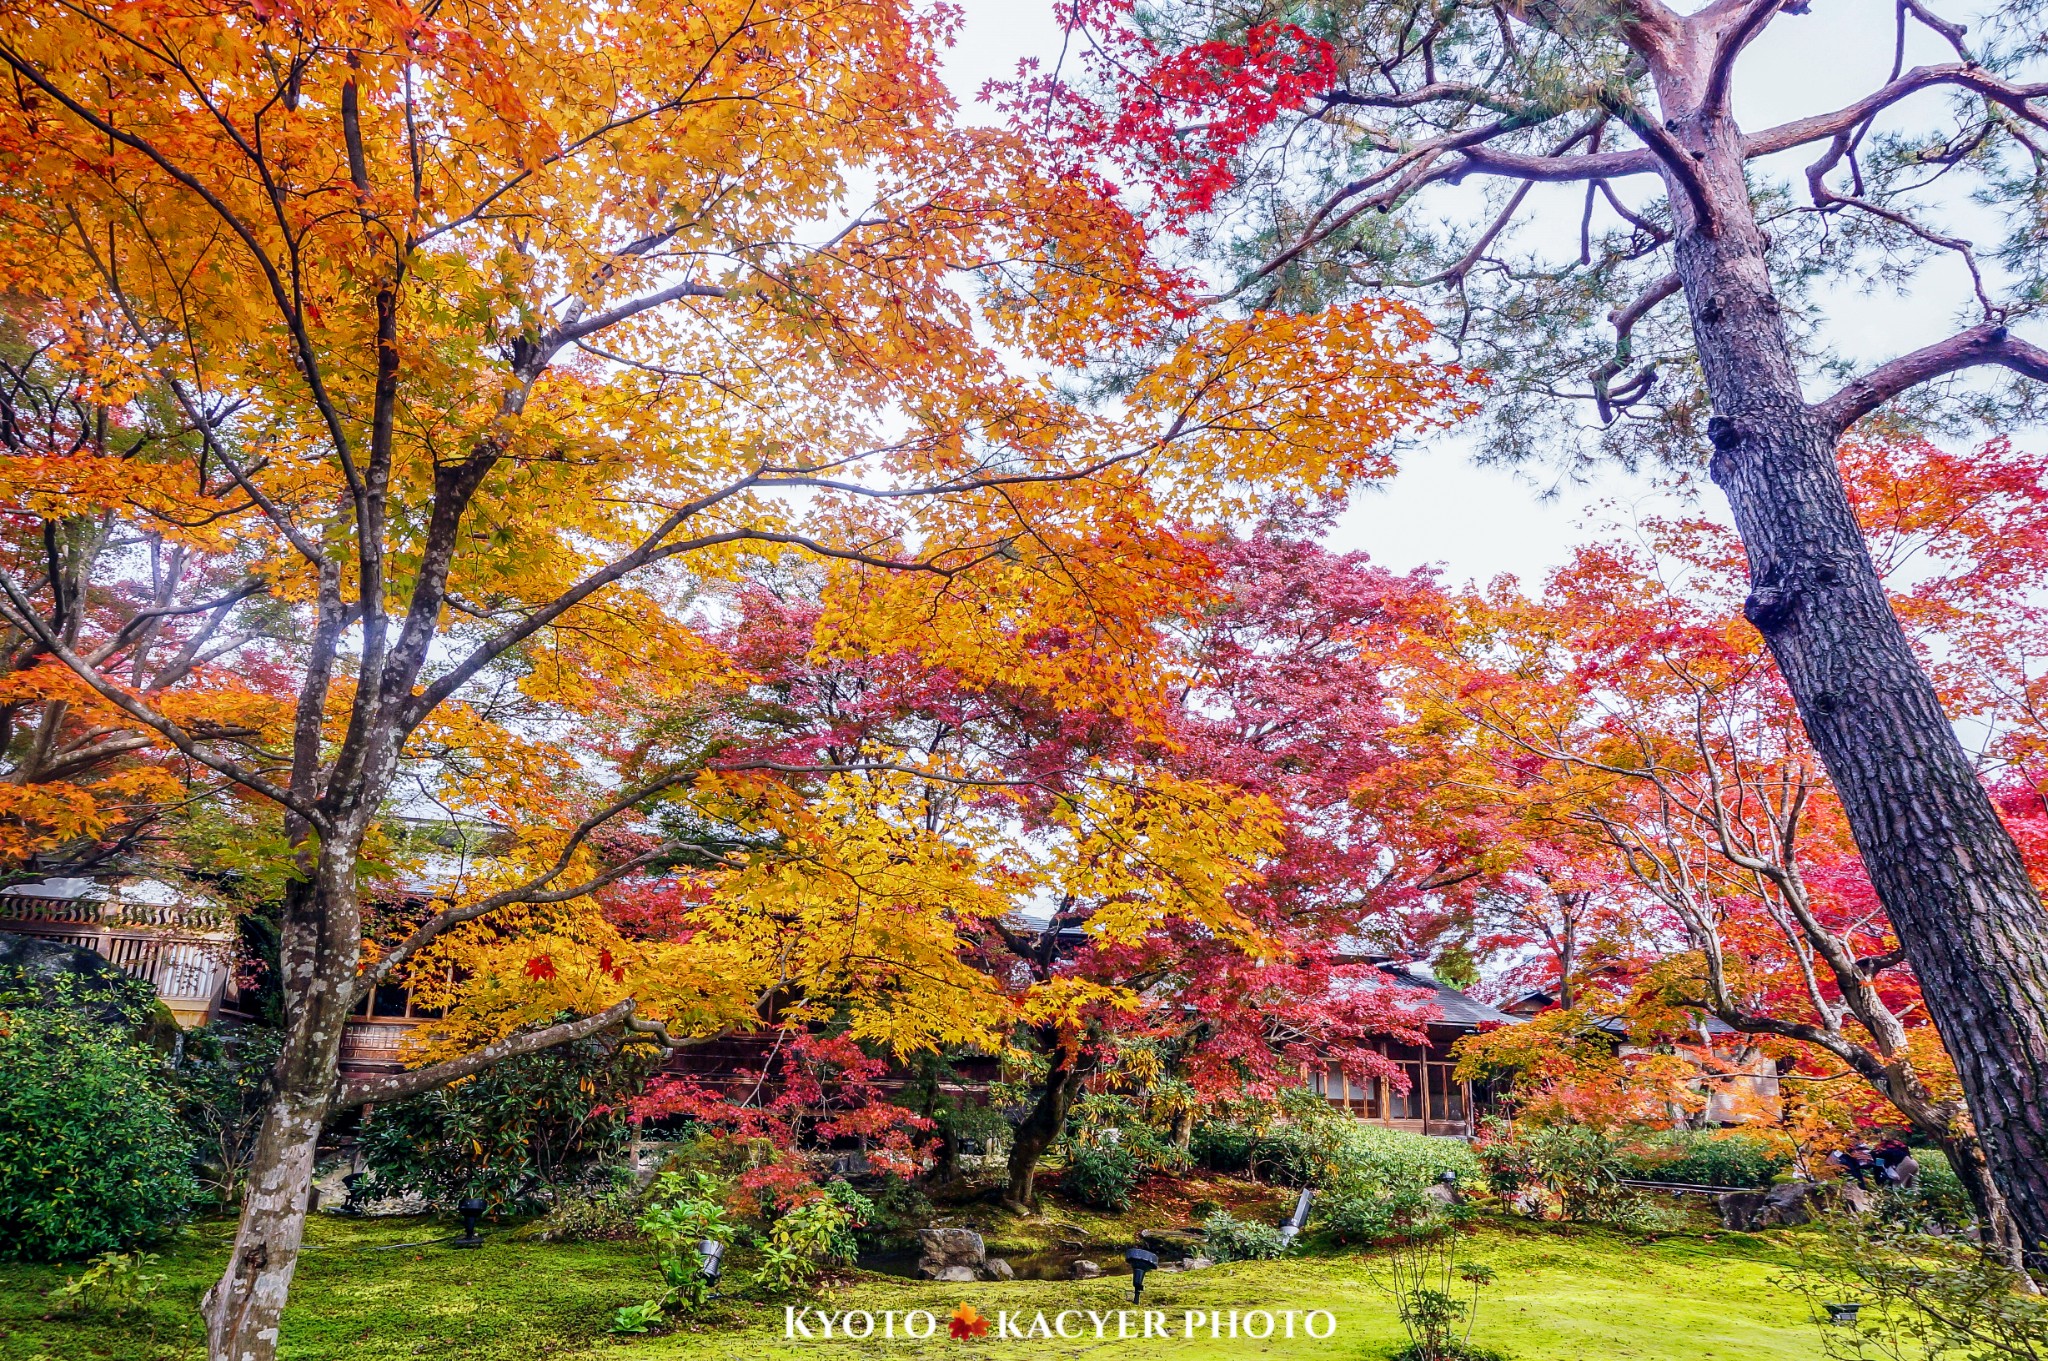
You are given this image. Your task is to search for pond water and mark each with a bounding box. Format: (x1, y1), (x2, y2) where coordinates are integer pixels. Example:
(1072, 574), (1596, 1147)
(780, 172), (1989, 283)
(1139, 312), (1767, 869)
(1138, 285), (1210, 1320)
(858, 1247), (1137, 1280)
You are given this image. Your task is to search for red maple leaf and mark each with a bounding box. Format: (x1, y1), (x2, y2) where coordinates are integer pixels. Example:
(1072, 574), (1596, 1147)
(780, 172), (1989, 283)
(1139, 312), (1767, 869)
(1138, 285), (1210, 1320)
(523, 953), (557, 981)
(949, 1304), (988, 1340)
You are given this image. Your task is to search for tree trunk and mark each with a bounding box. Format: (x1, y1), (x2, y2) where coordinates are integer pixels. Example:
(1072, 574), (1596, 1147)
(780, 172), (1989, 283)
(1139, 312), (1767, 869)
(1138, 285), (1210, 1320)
(202, 867), (361, 1361)
(1004, 1048), (1083, 1211)
(1670, 109), (2048, 1270)
(1937, 1131), (2027, 1270)
(201, 1094), (325, 1361)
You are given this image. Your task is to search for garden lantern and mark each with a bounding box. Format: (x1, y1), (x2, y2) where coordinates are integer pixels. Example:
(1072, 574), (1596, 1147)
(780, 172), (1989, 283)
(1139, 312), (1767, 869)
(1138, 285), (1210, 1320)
(1124, 1248), (1158, 1302)
(454, 1197), (487, 1248)
(1826, 1302), (1863, 1326)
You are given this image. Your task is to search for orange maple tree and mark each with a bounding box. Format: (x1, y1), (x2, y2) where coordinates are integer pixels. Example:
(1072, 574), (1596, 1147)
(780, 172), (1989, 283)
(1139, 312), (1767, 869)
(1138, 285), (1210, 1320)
(0, 0), (1471, 1352)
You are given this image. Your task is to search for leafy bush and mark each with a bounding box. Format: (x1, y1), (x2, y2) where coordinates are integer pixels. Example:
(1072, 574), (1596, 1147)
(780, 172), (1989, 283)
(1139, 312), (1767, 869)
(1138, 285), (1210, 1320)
(759, 1194), (859, 1293)
(1316, 1122), (1478, 1245)
(1322, 1184), (1441, 1245)
(1190, 1119), (1257, 1173)
(355, 1035), (658, 1211)
(633, 1169), (735, 1318)
(1620, 1130), (1787, 1189)
(1475, 1120), (1623, 1222)
(1201, 1209), (1292, 1262)
(814, 1180), (873, 1262)
(1065, 1140), (1142, 1210)
(0, 1005), (197, 1261)
(52, 1250), (167, 1317)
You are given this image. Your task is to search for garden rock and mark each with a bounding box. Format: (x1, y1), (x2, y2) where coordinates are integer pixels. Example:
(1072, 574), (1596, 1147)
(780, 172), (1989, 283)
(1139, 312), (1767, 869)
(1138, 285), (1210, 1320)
(1138, 1227), (1203, 1261)
(931, 1266), (978, 1284)
(982, 1257), (1014, 1281)
(1070, 1259), (1102, 1279)
(1714, 1182), (1817, 1231)
(1183, 1256), (1215, 1271)
(915, 1228), (988, 1280)
(0, 932), (158, 1032)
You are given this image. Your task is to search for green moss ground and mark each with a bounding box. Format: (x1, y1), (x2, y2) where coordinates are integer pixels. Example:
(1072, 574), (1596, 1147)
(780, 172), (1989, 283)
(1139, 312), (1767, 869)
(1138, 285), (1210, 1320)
(0, 1207), (1832, 1361)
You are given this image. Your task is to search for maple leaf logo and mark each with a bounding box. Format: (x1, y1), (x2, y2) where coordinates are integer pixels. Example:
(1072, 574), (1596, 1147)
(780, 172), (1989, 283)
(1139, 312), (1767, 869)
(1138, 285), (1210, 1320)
(949, 1304), (989, 1340)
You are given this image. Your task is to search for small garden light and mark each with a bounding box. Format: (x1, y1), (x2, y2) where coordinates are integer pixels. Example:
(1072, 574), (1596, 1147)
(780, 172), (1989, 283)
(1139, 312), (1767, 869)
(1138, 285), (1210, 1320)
(1826, 1302), (1863, 1326)
(1277, 1187), (1314, 1246)
(454, 1197), (487, 1249)
(1124, 1247), (1157, 1302)
(697, 1239), (725, 1285)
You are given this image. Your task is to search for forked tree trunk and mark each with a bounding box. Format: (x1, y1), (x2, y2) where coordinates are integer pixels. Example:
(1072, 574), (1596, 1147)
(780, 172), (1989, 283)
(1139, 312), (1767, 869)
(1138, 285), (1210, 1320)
(1669, 101), (2048, 1270)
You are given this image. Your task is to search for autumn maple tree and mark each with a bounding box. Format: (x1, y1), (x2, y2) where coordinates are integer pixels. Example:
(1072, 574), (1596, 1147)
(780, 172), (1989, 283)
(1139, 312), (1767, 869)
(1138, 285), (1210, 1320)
(0, 0), (1473, 1353)
(1019, 0), (2048, 1263)
(630, 532), (1457, 1209)
(1427, 430), (2048, 1264)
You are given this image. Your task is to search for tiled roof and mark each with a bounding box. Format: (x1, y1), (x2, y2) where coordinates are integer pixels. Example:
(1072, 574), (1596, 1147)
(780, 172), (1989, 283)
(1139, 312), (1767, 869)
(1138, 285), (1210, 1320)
(1372, 962), (1525, 1028)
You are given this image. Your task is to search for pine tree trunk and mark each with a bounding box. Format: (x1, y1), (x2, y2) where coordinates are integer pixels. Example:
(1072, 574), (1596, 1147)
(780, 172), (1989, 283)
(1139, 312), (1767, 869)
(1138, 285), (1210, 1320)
(1670, 114), (2048, 1270)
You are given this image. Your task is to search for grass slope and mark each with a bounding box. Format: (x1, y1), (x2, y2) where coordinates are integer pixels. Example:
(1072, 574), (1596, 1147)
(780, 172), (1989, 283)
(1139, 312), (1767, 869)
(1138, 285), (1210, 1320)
(0, 1211), (1829, 1361)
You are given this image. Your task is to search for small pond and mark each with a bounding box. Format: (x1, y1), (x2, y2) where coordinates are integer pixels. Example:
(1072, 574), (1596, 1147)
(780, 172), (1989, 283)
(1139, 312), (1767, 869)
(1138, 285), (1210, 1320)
(858, 1247), (1138, 1280)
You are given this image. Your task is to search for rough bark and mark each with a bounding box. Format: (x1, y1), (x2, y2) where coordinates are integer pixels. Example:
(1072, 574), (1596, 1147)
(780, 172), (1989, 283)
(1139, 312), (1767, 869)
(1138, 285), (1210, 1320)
(201, 853), (360, 1361)
(1004, 1044), (1084, 1211)
(1662, 78), (2048, 1270)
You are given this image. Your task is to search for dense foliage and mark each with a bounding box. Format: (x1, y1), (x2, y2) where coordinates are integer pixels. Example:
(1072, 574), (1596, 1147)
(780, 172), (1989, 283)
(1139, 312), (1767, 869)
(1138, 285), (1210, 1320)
(1619, 1131), (1789, 1190)
(0, 1005), (197, 1261)
(356, 1038), (659, 1212)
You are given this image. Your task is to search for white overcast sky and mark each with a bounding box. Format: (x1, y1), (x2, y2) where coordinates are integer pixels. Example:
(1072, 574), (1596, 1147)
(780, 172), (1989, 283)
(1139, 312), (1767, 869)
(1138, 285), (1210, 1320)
(935, 2), (2025, 590)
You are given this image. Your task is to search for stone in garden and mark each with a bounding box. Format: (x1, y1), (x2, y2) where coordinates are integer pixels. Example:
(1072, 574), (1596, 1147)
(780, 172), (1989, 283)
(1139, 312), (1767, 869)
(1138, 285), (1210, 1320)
(1070, 1259), (1102, 1279)
(1184, 1256), (1215, 1271)
(1714, 1183), (1817, 1231)
(915, 1227), (988, 1279)
(932, 1266), (977, 1284)
(981, 1258), (1014, 1281)
(1138, 1228), (1203, 1260)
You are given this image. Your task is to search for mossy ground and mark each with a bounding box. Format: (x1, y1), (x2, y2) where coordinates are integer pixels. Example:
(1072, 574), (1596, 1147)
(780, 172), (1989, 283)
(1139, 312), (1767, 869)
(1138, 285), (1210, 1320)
(0, 1181), (1834, 1361)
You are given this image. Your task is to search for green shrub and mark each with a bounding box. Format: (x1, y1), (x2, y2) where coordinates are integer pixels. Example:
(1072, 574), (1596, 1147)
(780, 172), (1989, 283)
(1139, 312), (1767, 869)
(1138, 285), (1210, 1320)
(1476, 1119), (1625, 1222)
(1313, 1117), (1481, 1245)
(1201, 1209), (1292, 1261)
(760, 1194), (859, 1292)
(1064, 1140), (1142, 1210)
(1322, 1184), (1440, 1244)
(1620, 1130), (1787, 1188)
(1190, 1119), (1257, 1173)
(0, 1006), (197, 1261)
(355, 1034), (658, 1211)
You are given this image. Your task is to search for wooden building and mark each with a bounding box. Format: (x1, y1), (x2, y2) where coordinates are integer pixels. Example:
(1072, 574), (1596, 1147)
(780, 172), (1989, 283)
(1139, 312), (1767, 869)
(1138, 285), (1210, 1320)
(1299, 959), (1524, 1138)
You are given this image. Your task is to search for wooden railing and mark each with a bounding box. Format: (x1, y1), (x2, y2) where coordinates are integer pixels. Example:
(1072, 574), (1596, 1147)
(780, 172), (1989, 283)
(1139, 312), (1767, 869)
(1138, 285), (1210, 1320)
(0, 889), (234, 1012)
(0, 890), (231, 930)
